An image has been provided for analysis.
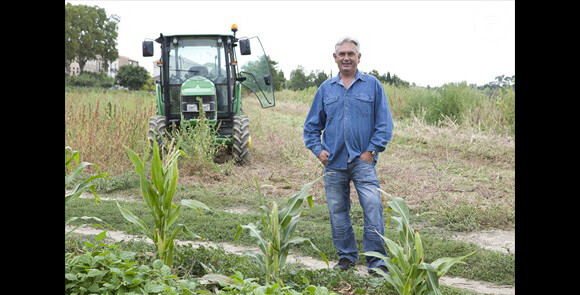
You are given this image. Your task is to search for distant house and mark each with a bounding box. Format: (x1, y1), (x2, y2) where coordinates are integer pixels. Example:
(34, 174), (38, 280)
(67, 55), (139, 77)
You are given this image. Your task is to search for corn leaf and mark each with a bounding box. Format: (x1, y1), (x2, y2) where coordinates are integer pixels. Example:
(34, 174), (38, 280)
(387, 197), (410, 229)
(65, 162), (93, 187)
(181, 199), (211, 212)
(150, 142), (165, 196)
(365, 251), (404, 291)
(65, 146), (79, 170)
(116, 201), (151, 239)
(125, 147), (145, 176)
(166, 206), (181, 229)
(164, 163), (178, 209)
(238, 223), (267, 254)
(418, 262), (442, 295)
(414, 230), (424, 264)
(241, 252), (266, 270)
(280, 214), (301, 244)
(270, 202), (280, 251)
(283, 237), (329, 267)
(430, 251), (475, 278)
(278, 176), (321, 226)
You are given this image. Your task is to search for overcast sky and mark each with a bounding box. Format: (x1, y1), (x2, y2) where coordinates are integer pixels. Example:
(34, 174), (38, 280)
(66, 0), (515, 87)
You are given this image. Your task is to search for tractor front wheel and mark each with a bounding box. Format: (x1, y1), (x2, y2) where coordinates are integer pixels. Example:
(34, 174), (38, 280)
(148, 115), (167, 151)
(232, 115), (250, 165)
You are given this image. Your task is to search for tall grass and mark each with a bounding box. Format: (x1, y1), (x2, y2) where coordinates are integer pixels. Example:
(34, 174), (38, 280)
(384, 82), (514, 135)
(275, 82), (515, 135)
(65, 88), (156, 174)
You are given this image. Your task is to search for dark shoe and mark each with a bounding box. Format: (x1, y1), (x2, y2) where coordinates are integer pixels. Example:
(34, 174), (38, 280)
(333, 258), (355, 271)
(368, 265), (389, 277)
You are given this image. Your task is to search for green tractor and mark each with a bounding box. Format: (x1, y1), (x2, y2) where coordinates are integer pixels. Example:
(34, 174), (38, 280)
(142, 24), (275, 164)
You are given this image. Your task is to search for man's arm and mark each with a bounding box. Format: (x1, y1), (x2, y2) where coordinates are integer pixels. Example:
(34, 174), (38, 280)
(366, 79), (393, 154)
(303, 87), (326, 158)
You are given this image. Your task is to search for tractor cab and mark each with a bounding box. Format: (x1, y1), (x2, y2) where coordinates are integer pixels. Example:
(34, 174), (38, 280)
(142, 25), (275, 164)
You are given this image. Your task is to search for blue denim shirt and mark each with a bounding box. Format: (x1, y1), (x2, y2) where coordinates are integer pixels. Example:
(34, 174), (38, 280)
(303, 70), (393, 170)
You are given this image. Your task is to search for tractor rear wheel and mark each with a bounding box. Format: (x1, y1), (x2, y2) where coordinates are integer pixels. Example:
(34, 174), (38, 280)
(232, 115), (250, 165)
(148, 115), (167, 151)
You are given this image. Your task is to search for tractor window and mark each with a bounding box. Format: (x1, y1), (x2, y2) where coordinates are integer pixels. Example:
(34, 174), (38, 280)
(168, 38), (226, 83)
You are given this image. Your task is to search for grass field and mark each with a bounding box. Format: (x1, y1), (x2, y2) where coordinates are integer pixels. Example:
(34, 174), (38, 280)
(65, 85), (515, 294)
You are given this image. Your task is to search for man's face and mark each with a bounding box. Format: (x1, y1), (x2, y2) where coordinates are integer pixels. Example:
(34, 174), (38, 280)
(333, 42), (361, 75)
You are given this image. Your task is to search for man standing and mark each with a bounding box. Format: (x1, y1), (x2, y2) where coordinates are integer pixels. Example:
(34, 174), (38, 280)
(303, 37), (393, 275)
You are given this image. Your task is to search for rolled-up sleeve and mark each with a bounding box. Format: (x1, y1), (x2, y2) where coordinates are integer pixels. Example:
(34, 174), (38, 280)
(303, 87), (326, 157)
(367, 80), (393, 153)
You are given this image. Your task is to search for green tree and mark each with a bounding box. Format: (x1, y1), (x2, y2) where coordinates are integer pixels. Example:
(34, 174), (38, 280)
(369, 69), (381, 79)
(266, 56), (286, 91)
(289, 66), (309, 90)
(116, 65), (150, 91)
(65, 3), (119, 74)
(65, 4), (79, 72)
(312, 70), (329, 87)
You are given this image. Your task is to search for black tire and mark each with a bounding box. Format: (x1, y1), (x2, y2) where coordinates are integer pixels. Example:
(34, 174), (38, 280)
(232, 115), (250, 165)
(148, 115), (167, 151)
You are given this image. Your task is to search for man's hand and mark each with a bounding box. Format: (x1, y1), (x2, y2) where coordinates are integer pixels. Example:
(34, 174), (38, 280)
(318, 150), (330, 166)
(361, 151), (374, 164)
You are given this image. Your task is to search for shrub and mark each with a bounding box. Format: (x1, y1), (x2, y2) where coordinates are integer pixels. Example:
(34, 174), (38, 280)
(423, 82), (485, 125)
(66, 72), (115, 88)
(116, 64), (150, 91)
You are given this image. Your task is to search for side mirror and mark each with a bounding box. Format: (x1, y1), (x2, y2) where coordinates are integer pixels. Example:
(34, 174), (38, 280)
(239, 39), (251, 55)
(264, 75), (272, 86)
(143, 41), (154, 57)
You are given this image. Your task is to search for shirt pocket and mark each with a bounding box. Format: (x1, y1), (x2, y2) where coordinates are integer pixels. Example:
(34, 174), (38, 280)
(355, 94), (374, 116)
(323, 95), (339, 118)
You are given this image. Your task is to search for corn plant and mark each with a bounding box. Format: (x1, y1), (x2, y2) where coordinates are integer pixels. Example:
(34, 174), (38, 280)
(234, 177), (329, 286)
(65, 146), (106, 239)
(65, 146), (105, 206)
(117, 141), (210, 267)
(364, 189), (475, 295)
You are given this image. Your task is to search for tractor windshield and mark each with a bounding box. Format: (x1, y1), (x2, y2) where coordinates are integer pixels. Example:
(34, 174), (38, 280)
(168, 38), (226, 83)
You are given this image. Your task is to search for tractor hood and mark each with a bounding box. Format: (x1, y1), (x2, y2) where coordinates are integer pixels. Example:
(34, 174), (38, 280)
(181, 76), (216, 96)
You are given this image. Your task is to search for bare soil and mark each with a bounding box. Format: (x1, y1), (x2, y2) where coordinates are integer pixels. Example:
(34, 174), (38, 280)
(451, 230), (515, 254)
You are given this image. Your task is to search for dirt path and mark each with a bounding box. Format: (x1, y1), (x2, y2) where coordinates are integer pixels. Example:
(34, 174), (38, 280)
(450, 230), (515, 254)
(66, 226), (514, 295)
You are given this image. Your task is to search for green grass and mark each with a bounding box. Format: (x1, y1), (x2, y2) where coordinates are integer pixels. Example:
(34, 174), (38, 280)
(65, 197), (514, 286)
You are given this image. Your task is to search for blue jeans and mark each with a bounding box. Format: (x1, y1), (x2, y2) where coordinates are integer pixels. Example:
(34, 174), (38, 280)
(323, 157), (387, 269)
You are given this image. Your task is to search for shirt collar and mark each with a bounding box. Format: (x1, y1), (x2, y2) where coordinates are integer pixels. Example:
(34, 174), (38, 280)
(330, 69), (366, 84)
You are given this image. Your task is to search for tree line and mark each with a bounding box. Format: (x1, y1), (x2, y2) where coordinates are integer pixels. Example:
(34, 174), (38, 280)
(267, 57), (412, 92)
